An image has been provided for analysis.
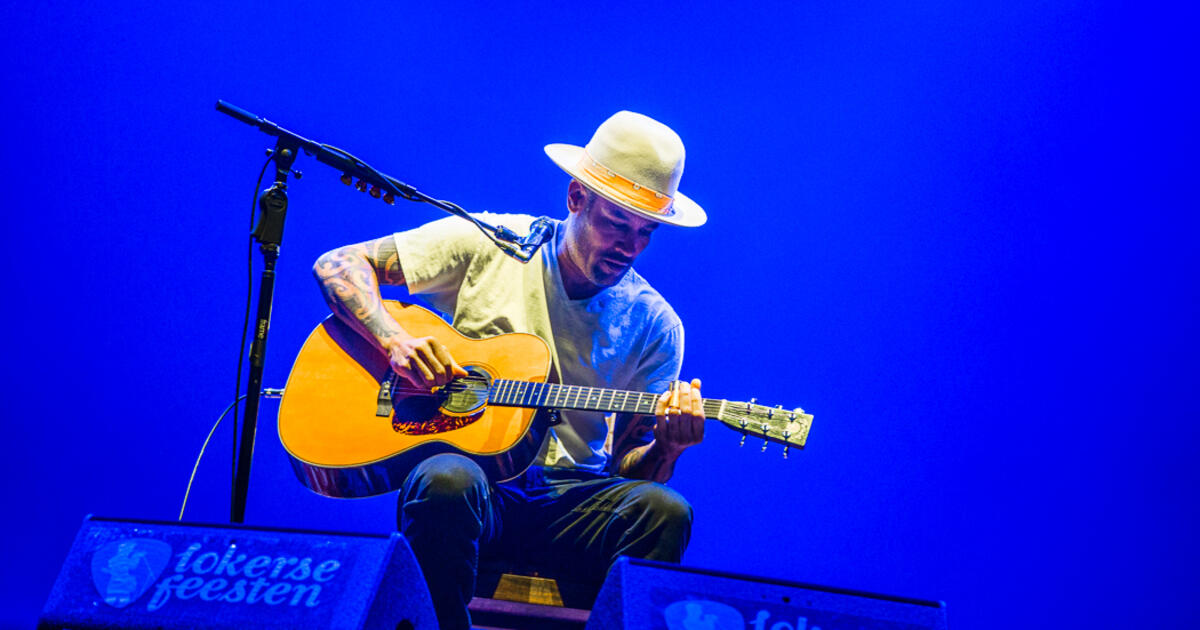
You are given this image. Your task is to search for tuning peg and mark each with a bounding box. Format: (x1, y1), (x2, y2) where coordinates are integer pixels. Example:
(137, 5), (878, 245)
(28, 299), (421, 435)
(369, 185), (382, 199)
(783, 445), (789, 459)
(292, 170), (303, 179)
(767, 407), (773, 419)
(761, 440), (769, 453)
(355, 179), (369, 192)
(340, 173), (353, 185)
(383, 192), (395, 205)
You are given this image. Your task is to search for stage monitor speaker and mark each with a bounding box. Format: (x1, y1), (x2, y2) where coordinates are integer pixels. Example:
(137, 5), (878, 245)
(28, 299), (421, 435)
(586, 557), (948, 630)
(39, 515), (436, 630)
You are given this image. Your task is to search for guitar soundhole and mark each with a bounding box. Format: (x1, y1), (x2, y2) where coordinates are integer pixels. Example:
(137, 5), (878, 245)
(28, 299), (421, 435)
(390, 366), (492, 435)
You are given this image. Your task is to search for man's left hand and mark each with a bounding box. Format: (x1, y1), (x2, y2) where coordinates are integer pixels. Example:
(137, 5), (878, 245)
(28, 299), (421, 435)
(653, 378), (705, 456)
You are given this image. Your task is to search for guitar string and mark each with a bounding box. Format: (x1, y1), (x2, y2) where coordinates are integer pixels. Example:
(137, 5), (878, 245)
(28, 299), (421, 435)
(387, 380), (729, 415)
(389, 381), (746, 415)
(388, 380), (662, 409)
(383, 375), (803, 442)
(383, 381), (804, 438)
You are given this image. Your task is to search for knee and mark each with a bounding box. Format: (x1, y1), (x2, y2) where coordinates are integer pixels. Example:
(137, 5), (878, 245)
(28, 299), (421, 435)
(398, 454), (490, 535)
(628, 483), (693, 528)
(406, 454), (488, 502)
(613, 483), (694, 563)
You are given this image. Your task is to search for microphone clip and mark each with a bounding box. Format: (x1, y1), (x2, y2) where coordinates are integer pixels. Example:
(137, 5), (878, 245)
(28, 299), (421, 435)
(498, 216), (555, 263)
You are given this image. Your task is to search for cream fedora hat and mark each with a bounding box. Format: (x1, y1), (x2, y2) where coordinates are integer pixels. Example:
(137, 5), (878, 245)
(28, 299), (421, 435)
(544, 111), (706, 227)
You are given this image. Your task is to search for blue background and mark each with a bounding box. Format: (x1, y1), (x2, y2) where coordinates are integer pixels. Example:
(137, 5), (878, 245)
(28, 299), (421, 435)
(3, 1), (1196, 628)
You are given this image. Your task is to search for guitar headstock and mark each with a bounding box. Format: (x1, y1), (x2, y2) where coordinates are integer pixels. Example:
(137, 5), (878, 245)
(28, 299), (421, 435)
(713, 399), (812, 456)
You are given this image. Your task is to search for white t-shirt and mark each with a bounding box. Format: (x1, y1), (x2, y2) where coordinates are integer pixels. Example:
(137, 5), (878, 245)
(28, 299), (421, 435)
(393, 213), (683, 472)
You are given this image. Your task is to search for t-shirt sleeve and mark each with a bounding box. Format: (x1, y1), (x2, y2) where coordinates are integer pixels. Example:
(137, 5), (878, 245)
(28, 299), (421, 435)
(609, 320), (685, 461)
(632, 321), (684, 396)
(392, 215), (486, 300)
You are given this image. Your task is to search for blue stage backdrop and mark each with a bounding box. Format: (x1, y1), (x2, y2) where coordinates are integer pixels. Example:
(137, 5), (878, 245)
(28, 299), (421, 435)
(3, 1), (1196, 628)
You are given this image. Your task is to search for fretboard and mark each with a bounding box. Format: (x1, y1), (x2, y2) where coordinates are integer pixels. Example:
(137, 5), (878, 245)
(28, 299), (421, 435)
(489, 379), (723, 418)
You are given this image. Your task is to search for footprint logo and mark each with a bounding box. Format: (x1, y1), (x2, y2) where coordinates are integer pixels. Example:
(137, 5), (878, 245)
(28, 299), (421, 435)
(91, 539), (171, 608)
(664, 599), (746, 630)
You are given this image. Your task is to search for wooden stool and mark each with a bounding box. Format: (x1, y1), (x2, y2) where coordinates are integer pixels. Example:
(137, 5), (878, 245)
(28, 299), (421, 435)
(468, 560), (599, 630)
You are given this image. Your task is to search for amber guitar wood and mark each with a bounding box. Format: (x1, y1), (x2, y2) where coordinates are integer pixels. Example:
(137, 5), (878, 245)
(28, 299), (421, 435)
(278, 301), (552, 498)
(279, 301), (813, 498)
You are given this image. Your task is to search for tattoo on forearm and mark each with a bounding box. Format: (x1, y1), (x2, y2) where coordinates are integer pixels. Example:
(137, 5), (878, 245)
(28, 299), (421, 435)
(613, 414), (656, 455)
(314, 243), (404, 346)
(368, 239), (405, 285)
(620, 449), (640, 475)
(619, 441), (677, 483)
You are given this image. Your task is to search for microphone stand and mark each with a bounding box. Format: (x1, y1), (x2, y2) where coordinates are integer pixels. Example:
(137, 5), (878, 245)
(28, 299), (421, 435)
(228, 137), (297, 524)
(216, 100), (545, 523)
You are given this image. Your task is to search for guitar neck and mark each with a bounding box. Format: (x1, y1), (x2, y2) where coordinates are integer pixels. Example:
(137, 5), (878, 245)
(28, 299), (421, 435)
(489, 379), (723, 418)
(488, 379), (812, 449)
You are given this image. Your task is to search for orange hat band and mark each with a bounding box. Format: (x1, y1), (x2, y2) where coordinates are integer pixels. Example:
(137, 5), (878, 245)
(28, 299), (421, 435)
(576, 151), (674, 215)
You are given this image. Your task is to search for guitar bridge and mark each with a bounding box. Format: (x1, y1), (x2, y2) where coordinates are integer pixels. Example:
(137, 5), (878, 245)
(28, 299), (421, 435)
(376, 371), (394, 417)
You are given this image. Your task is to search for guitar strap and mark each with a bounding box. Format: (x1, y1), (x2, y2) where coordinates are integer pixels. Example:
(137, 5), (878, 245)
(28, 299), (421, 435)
(525, 234), (564, 430)
(524, 237), (562, 386)
(526, 221), (617, 457)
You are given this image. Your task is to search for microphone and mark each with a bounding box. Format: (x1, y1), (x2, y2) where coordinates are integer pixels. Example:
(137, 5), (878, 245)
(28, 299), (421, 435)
(492, 216), (554, 263)
(520, 217), (555, 255)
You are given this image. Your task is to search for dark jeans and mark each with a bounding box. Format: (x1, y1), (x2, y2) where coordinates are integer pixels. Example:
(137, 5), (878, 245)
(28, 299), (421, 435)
(398, 453), (693, 630)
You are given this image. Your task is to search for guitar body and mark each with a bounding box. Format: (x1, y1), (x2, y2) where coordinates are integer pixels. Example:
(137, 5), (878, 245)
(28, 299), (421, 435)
(278, 301), (552, 498)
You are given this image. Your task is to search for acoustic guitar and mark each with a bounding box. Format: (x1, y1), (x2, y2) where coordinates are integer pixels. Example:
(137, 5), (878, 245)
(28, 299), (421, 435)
(278, 301), (812, 498)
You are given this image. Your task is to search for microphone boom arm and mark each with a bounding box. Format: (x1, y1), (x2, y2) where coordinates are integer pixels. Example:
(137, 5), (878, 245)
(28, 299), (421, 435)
(216, 99), (538, 260)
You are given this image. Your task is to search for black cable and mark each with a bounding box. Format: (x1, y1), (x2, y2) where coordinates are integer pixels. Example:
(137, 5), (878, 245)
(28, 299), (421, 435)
(232, 154), (275, 498)
(316, 143), (519, 254)
(181, 394), (248, 521)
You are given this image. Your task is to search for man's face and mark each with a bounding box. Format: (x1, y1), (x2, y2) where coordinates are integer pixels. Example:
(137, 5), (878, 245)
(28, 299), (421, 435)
(563, 182), (659, 290)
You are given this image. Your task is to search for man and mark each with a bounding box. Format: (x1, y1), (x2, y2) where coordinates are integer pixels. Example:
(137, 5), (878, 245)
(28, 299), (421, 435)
(313, 111), (707, 629)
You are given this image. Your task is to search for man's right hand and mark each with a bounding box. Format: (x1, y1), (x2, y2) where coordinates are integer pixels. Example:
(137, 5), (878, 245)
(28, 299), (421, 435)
(385, 335), (469, 389)
(314, 237), (467, 390)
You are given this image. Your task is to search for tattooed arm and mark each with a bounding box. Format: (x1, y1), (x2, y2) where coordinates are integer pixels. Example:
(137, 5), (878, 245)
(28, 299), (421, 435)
(313, 236), (406, 345)
(313, 236), (466, 388)
(618, 441), (683, 483)
(616, 379), (705, 482)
